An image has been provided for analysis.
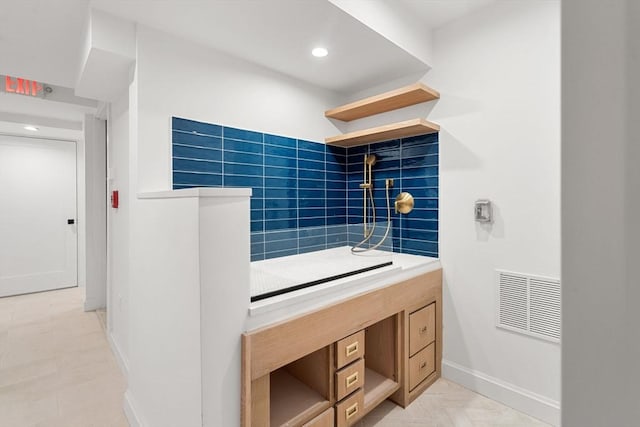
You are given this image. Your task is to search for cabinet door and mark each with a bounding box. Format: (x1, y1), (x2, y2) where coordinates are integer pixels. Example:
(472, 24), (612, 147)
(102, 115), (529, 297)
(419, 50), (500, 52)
(409, 303), (435, 356)
(409, 342), (435, 391)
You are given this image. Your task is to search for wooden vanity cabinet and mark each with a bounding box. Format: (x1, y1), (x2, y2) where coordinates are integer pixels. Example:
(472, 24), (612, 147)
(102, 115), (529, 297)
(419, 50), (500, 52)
(241, 269), (442, 427)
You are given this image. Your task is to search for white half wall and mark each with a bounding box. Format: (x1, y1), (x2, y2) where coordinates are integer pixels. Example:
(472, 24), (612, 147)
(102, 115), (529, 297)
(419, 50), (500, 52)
(562, 0), (640, 425)
(135, 26), (341, 192)
(428, 2), (560, 425)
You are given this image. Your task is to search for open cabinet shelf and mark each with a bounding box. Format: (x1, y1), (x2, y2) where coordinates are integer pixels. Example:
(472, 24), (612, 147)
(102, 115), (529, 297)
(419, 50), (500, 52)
(363, 367), (400, 411)
(325, 118), (440, 147)
(325, 82), (440, 122)
(270, 369), (331, 427)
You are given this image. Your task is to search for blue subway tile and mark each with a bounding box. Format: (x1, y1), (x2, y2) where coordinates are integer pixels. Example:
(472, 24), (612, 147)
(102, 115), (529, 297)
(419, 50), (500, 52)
(327, 207), (346, 217)
(298, 159), (324, 171)
(251, 232), (264, 244)
(173, 158), (222, 174)
(402, 166), (438, 178)
(402, 239), (438, 254)
(265, 238), (298, 253)
(347, 145), (368, 156)
(327, 190), (346, 200)
(265, 155), (297, 168)
(224, 126), (262, 142)
(224, 139), (263, 154)
(225, 175), (263, 188)
(403, 144), (439, 158)
(327, 145), (347, 156)
(251, 198), (263, 210)
(402, 133), (438, 146)
(224, 163), (262, 176)
(223, 151), (263, 165)
(265, 248), (298, 259)
(298, 179), (324, 189)
(401, 177), (439, 188)
(370, 139), (400, 151)
(326, 172), (346, 183)
(265, 229), (298, 242)
(375, 159), (401, 171)
(298, 139), (325, 152)
(298, 169), (325, 180)
(401, 229), (438, 241)
(251, 220), (264, 232)
(405, 209), (438, 220)
(265, 166), (297, 178)
(252, 188), (264, 198)
(265, 177), (297, 189)
(298, 227), (325, 238)
(326, 160), (347, 173)
(403, 219), (438, 231)
(299, 208), (325, 218)
(326, 198), (346, 208)
(265, 219), (298, 231)
(265, 188), (297, 199)
(265, 198), (297, 209)
(299, 217), (326, 228)
(402, 154), (439, 168)
(407, 188), (438, 199)
(298, 149), (325, 162)
(265, 209), (297, 220)
(299, 235), (326, 248)
(299, 189), (324, 199)
(251, 253), (265, 262)
(264, 134), (296, 148)
(327, 216), (347, 226)
(251, 242), (263, 255)
(172, 117), (222, 136)
(299, 198), (326, 208)
(265, 145), (296, 158)
(173, 131), (222, 149)
(173, 172), (222, 187)
(173, 144), (222, 161)
(250, 210), (262, 221)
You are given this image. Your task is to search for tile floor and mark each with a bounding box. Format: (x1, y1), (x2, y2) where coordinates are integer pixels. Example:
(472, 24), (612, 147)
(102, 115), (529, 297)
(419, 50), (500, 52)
(0, 287), (127, 427)
(0, 287), (549, 427)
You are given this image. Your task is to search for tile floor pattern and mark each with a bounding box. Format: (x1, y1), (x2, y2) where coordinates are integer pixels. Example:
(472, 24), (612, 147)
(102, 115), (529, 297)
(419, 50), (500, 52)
(0, 287), (127, 426)
(0, 287), (550, 427)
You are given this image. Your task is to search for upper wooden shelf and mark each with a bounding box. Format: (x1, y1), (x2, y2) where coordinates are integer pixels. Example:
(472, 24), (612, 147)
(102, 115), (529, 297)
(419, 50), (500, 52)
(325, 118), (439, 147)
(325, 83), (440, 122)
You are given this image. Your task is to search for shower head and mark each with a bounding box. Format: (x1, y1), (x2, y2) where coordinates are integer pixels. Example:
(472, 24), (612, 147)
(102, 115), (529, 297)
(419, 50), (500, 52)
(365, 154), (377, 166)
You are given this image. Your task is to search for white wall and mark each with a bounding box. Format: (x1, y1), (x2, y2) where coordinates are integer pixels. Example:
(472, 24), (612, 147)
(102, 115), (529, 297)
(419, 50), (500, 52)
(113, 26), (343, 427)
(107, 91), (130, 373)
(84, 114), (107, 310)
(428, 2), (561, 424)
(135, 26), (341, 191)
(562, 0), (640, 425)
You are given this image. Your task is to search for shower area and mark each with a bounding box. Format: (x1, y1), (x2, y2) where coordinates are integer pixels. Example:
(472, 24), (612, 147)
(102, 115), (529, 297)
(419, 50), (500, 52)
(171, 117), (439, 302)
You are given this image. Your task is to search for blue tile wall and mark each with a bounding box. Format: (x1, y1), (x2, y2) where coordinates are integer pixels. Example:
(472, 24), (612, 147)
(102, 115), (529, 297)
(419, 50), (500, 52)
(171, 117), (438, 260)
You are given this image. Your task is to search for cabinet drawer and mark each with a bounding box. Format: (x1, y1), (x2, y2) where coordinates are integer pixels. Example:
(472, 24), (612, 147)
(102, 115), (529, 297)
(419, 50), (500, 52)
(409, 342), (435, 391)
(409, 303), (435, 356)
(302, 407), (334, 427)
(335, 359), (365, 401)
(335, 389), (364, 427)
(335, 330), (365, 369)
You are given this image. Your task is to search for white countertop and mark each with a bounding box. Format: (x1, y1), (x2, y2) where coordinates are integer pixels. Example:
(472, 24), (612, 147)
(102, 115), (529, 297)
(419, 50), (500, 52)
(138, 187), (252, 199)
(246, 246), (441, 331)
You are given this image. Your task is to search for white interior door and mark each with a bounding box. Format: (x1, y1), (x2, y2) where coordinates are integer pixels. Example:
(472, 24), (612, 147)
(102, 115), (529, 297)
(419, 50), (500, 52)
(0, 135), (77, 297)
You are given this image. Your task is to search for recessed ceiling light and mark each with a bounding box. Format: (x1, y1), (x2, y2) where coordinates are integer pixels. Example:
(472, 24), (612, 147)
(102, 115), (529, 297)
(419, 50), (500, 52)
(312, 47), (328, 58)
(24, 125), (39, 131)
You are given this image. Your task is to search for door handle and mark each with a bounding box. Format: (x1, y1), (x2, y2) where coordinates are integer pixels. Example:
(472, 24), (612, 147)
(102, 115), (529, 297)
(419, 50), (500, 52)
(67, 219), (75, 224)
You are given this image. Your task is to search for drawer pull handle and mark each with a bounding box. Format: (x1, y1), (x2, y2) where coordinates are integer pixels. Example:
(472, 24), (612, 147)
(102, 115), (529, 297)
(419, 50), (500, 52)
(420, 361), (427, 370)
(345, 341), (359, 357)
(346, 372), (359, 387)
(419, 326), (428, 334)
(346, 402), (358, 419)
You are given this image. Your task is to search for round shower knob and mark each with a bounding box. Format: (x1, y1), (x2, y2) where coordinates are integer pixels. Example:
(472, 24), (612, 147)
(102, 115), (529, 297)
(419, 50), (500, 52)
(395, 192), (414, 214)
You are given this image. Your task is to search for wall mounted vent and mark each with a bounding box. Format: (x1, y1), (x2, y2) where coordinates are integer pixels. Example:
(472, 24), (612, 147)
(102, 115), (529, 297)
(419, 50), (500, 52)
(497, 270), (560, 343)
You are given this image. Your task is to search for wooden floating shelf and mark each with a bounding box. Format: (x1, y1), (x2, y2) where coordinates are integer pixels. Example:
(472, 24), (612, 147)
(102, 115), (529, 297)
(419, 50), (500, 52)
(325, 118), (440, 147)
(325, 82), (440, 122)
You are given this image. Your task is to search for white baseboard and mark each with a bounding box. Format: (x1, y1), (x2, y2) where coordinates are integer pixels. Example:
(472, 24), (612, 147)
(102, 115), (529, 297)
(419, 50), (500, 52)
(442, 359), (560, 426)
(124, 390), (143, 427)
(107, 331), (130, 379)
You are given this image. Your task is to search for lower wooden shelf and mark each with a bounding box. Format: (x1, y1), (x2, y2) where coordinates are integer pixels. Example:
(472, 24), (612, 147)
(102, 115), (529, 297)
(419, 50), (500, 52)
(270, 369), (331, 427)
(363, 368), (400, 412)
(325, 118), (439, 147)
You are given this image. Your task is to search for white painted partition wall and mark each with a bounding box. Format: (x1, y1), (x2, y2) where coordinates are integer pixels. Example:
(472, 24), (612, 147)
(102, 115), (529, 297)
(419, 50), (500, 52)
(125, 188), (250, 427)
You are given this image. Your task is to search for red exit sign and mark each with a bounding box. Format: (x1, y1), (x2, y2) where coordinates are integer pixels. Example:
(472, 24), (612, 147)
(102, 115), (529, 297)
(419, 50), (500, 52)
(4, 75), (43, 97)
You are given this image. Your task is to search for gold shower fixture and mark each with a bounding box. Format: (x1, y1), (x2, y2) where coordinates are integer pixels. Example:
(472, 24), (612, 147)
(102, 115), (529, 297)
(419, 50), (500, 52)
(395, 192), (414, 214)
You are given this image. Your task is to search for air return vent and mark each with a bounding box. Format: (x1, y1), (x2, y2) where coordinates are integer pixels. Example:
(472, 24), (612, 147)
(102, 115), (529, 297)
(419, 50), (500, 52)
(497, 270), (560, 343)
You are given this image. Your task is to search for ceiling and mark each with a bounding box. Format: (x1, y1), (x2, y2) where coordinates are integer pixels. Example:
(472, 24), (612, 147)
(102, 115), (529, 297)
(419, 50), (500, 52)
(89, 0), (428, 94)
(396, 0), (496, 29)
